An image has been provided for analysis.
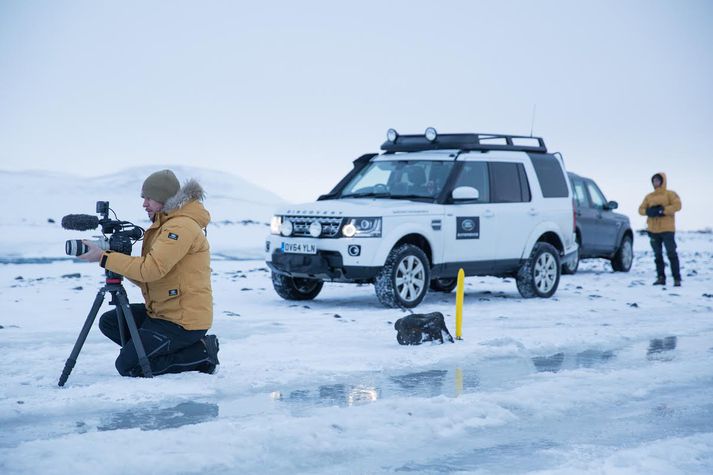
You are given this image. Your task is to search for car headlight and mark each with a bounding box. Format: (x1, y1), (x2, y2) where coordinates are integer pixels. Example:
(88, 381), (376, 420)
(342, 217), (382, 238)
(280, 219), (294, 237)
(270, 215), (282, 235)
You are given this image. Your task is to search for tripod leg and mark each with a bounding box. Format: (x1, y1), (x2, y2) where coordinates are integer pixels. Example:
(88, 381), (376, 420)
(116, 305), (127, 347)
(115, 290), (154, 378)
(58, 289), (106, 387)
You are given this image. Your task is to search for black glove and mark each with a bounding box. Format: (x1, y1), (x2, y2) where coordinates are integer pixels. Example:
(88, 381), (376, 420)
(646, 205), (664, 217)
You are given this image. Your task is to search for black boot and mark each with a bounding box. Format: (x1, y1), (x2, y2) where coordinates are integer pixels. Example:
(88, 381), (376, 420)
(199, 334), (220, 374)
(653, 277), (666, 286)
(673, 278), (681, 287)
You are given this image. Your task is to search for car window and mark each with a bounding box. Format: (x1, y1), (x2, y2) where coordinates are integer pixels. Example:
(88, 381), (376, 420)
(354, 163), (391, 189)
(490, 162), (529, 203)
(518, 163), (532, 202)
(341, 160), (454, 199)
(572, 179), (590, 208)
(530, 154), (569, 198)
(586, 180), (606, 209)
(452, 162), (490, 202)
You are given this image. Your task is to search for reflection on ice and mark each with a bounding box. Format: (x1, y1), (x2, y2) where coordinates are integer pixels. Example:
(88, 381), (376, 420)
(275, 349), (617, 409)
(390, 370), (448, 397)
(97, 401), (219, 432)
(272, 384), (379, 407)
(532, 350), (615, 373)
(532, 353), (565, 373)
(647, 336), (678, 361)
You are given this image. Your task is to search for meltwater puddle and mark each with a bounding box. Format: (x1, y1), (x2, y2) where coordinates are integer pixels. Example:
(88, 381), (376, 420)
(270, 345), (625, 410)
(96, 401), (219, 432)
(269, 334), (696, 411)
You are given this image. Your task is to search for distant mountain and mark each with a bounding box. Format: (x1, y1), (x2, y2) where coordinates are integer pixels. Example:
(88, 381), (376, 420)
(0, 166), (288, 258)
(1, 165), (286, 225)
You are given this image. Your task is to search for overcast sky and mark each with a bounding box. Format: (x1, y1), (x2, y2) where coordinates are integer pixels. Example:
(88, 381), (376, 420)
(1, 0), (711, 229)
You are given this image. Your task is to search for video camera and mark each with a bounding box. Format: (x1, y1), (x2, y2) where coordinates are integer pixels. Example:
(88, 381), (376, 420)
(62, 201), (144, 256)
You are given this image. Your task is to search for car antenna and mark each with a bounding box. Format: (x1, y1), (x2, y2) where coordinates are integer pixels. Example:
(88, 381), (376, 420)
(529, 104), (537, 137)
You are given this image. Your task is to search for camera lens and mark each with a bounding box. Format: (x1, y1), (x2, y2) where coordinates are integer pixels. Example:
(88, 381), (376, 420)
(65, 239), (88, 256)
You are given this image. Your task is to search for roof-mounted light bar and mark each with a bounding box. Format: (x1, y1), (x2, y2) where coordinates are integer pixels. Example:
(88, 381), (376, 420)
(381, 130), (547, 153)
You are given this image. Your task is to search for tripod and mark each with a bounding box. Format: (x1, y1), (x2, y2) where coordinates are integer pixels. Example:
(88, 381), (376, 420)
(58, 271), (153, 387)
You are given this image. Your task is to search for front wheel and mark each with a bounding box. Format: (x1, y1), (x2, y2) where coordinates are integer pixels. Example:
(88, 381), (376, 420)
(516, 242), (561, 298)
(611, 235), (633, 272)
(374, 244), (430, 308)
(271, 273), (324, 300)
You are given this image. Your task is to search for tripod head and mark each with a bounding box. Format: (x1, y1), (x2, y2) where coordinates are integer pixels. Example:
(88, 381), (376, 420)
(104, 269), (124, 285)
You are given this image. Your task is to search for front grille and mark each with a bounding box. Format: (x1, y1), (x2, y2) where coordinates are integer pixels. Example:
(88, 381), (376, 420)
(285, 216), (344, 238)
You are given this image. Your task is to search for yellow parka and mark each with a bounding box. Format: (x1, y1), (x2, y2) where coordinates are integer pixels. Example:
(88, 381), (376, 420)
(102, 180), (213, 330)
(638, 172), (681, 233)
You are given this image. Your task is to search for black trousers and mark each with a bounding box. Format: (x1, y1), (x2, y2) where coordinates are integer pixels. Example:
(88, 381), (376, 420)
(99, 304), (210, 377)
(649, 231), (681, 280)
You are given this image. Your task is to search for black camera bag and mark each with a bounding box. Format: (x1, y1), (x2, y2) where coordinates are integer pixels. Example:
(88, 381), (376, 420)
(394, 312), (454, 345)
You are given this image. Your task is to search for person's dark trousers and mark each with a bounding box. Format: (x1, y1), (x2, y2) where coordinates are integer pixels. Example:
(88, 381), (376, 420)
(649, 231), (681, 281)
(98, 304), (211, 377)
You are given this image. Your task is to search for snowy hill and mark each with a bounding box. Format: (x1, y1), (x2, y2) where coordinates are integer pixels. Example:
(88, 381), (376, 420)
(0, 166), (288, 259)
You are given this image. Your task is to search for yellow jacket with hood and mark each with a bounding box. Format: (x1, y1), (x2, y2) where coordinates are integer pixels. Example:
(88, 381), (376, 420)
(638, 172), (681, 234)
(101, 179), (213, 330)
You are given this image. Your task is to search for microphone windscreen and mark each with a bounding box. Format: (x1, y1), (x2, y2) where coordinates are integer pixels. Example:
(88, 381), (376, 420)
(61, 214), (99, 231)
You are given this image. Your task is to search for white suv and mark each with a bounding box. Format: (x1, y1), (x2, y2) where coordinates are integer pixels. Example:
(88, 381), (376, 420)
(266, 129), (578, 308)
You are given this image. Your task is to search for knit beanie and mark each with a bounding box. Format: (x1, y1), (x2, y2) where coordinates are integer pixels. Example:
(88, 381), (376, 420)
(142, 169), (180, 203)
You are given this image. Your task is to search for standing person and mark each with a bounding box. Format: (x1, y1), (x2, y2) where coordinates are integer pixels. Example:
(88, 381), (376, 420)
(79, 169), (219, 376)
(638, 172), (682, 286)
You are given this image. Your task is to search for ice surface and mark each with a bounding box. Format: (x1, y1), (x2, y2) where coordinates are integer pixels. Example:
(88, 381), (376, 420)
(0, 168), (712, 473)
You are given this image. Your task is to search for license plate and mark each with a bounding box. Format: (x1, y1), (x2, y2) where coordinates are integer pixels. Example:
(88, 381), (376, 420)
(281, 242), (317, 255)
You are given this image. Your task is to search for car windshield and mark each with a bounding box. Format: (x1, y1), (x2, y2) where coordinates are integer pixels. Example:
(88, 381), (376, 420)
(340, 161), (455, 201)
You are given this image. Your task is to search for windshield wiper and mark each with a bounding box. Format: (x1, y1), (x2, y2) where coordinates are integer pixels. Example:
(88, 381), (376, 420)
(341, 192), (392, 199)
(390, 194), (436, 202)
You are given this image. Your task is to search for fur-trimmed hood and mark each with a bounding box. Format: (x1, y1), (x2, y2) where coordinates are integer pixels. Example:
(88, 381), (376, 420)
(164, 179), (205, 212)
(160, 179), (210, 228)
(651, 172), (667, 191)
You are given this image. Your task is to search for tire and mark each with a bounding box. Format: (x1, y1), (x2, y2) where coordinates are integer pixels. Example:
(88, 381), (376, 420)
(374, 244), (430, 308)
(561, 240), (580, 275)
(611, 235), (633, 272)
(430, 278), (458, 293)
(271, 272), (324, 300)
(516, 242), (561, 298)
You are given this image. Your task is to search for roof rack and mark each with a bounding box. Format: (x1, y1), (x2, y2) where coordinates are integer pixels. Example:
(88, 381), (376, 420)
(380, 130), (547, 153)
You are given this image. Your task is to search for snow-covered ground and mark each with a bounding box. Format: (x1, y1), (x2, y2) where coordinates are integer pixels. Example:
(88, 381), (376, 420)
(1, 168), (711, 473)
(1, 225), (712, 473)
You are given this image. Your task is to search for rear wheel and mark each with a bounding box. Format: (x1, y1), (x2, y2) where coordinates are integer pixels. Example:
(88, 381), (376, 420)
(375, 244), (430, 308)
(430, 278), (458, 293)
(271, 273), (324, 300)
(516, 242), (561, 298)
(611, 235), (633, 272)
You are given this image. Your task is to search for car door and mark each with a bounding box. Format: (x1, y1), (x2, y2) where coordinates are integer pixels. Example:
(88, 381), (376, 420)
(487, 161), (535, 265)
(571, 177), (597, 256)
(584, 179), (620, 252)
(442, 160), (496, 274)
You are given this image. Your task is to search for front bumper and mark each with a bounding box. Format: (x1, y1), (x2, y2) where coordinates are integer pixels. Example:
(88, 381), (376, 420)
(268, 249), (379, 282)
(265, 235), (382, 281)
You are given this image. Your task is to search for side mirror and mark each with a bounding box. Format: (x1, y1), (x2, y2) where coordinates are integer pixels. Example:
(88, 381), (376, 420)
(606, 200), (618, 210)
(452, 186), (480, 201)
